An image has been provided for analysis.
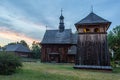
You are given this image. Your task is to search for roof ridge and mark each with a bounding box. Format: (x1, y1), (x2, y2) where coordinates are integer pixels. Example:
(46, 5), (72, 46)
(41, 28), (73, 44)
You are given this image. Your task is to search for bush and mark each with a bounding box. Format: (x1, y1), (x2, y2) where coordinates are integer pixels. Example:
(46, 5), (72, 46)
(111, 61), (116, 68)
(0, 52), (22, 75)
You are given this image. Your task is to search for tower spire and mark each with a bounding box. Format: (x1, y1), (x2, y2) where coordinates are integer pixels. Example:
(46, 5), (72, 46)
(59, 9), (65, 32)
(91, 5), (93, 13)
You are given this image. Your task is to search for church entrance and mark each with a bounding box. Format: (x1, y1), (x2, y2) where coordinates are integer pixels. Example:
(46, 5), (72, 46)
(49, 53), (60, 63)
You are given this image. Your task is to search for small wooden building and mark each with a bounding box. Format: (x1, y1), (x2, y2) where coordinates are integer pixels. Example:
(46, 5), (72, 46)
(41, 12), (77, 63)
(74, 12), (112, 70)
(5, 44), (31, 58)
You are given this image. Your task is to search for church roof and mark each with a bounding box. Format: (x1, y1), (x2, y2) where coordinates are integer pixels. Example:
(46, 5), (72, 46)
(41, 29), (77, 44)
(75, 12), (111, 25)
(5, 44), (31, 53)
(71, 33), (78, 44)
(68, 46), (77, 54)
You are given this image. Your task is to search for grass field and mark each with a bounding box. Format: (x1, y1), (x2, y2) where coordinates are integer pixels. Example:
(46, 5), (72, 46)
(0, 62), (120, 80)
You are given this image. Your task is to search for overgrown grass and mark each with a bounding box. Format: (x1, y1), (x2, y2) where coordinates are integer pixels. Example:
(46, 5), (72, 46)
(0, 62), (120, 80)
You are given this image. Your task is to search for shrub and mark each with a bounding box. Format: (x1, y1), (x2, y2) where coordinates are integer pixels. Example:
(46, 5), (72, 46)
(0, 52), (22, 75)
(111, 61), (116, 68)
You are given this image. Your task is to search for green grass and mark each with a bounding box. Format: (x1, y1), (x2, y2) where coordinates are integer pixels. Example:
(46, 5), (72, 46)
(0, 62), (120, 80)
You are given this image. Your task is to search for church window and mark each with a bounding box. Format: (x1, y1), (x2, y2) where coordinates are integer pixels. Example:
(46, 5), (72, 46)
(83, 28), (90, 32)
(94, 28), (100, 32)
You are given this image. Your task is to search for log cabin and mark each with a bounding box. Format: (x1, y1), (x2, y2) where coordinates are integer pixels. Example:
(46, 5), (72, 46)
(4, 44), (31, 58)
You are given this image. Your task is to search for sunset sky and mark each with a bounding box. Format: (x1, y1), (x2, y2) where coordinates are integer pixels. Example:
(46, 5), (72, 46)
(0, 0), (119, 46)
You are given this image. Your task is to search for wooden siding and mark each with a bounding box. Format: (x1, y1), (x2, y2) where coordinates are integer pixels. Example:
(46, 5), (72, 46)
(75, 33), (110, 66)
(41, 44), (75, 63)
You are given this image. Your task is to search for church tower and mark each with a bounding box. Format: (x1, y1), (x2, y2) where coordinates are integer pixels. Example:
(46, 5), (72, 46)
(74, 12), (112, 70)
(59, 9), (65, 32)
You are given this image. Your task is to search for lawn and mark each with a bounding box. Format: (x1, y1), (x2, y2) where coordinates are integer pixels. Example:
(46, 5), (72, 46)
(0, 62), (120, 80)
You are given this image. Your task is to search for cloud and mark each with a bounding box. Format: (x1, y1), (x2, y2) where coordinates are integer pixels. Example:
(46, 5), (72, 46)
(0, 27), (39, 46)
(0, 0), (120, 46)
(0, 1), (47, 40)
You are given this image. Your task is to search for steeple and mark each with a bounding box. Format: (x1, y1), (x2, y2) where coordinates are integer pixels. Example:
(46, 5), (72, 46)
(59, 9), (65, 32)
(91, 5), (93, 13)
(90, 0), (94, 13)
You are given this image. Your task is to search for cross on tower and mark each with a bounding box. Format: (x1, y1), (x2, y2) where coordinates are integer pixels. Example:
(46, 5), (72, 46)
(91, 0), (94, 12)
(61, 8), (63, 15)
(91, 5), (93, 12)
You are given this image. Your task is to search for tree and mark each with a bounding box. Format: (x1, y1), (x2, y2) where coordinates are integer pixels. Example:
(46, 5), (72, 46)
(20, 40), (29, 48)
(108, 25), (120, 60)
(31, 41), (41, 59)
(7, 40), (28, 48)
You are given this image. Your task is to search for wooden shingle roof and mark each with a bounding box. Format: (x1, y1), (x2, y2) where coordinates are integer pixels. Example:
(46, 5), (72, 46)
(5, 44), (31, 53)
(75, 12), (111, 26)
(41, 29), (77, 44)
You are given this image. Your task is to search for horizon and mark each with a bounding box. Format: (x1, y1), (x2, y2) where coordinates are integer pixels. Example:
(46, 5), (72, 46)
(0, 0), (119, 47)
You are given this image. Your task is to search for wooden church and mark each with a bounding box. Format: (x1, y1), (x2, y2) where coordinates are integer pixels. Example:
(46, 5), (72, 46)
(74, 11), (112, 70)
(41, 9), (112, 70)
(41, 11), (77, 63)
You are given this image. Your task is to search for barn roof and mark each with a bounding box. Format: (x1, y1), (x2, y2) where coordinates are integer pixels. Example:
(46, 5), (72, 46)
(75, 12), (111, 25)
(41, 29), (77, 44)
(5, 44), (31, 53)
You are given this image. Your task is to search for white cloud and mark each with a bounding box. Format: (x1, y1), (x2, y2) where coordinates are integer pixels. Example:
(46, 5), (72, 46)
(0, 2), (46, 41)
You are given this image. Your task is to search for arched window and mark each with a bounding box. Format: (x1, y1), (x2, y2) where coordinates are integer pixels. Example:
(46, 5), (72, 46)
(83, 28), (90, 32)
(94, 28), (100, 32)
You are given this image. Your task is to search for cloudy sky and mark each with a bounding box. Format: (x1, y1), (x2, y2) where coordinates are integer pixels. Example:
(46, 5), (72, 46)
(0, 0), (119, 46)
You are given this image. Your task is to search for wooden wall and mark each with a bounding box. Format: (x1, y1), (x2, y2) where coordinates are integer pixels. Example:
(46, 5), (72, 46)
(41, 44), (75, 63)
(75, 33), (110, 66)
